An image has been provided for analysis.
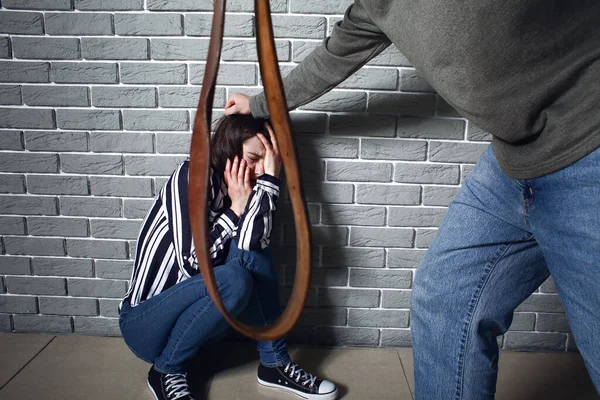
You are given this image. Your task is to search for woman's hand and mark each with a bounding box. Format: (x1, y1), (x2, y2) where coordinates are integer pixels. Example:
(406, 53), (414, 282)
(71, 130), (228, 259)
(256, 123), (282, 178)
(225, 93), (251, 115)
(224, 156), (253, 217)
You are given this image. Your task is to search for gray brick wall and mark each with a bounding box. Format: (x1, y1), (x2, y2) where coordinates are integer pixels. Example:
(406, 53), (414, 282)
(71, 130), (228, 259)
(0, 1), (569, 352)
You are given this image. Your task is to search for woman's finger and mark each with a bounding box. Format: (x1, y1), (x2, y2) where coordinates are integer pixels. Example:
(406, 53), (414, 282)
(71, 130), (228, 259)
(231, 156), (239, 183)
(256, 133), (273, 155)
(238, 159), (246, 183)
(265, 123), (280, 156)
(224, 158), (231, 185)
(244, 164), (251, 189)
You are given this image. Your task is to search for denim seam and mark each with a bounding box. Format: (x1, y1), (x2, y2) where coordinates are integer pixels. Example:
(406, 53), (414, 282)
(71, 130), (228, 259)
(455, 236), (531, 400)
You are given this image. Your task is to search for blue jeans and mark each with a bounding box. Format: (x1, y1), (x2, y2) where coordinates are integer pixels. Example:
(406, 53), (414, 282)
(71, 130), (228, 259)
(411, 145), (600, 399)
(119, 242), (291, 374)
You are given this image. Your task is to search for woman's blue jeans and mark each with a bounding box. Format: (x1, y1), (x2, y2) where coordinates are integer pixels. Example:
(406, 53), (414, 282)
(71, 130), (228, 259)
(411, 145), (600, 399)
(119, 243), (291, 374)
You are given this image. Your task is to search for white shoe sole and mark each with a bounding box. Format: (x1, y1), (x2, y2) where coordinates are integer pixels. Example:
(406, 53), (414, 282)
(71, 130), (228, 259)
(257, 377), (338, 400)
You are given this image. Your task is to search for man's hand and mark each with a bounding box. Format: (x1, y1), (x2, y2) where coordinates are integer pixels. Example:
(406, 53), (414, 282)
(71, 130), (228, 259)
(256, 123), (282, 178)
(224, 156), (253, 217)
(225, 93), (251, 115)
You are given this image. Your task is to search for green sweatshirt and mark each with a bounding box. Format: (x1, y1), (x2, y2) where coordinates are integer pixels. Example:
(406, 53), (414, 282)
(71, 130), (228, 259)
(250, 0), (600, 179)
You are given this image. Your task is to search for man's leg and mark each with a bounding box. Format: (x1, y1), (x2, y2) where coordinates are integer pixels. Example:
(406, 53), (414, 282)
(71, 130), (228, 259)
(410, 146), (549, 399)
(529, 146), (600, 391)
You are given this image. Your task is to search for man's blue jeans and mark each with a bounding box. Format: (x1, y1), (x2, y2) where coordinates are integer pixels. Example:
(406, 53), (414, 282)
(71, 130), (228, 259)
(411, 145), (600, 399)
(119, 242), (291, 374)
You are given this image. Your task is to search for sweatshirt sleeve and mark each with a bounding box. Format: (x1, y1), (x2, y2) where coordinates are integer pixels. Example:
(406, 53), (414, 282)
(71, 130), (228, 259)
(250, 0), (391, 118)
(235, 174), (280, 251)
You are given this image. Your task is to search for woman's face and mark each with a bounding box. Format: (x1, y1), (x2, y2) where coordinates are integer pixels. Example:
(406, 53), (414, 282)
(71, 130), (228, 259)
(242, 135), (266, 180)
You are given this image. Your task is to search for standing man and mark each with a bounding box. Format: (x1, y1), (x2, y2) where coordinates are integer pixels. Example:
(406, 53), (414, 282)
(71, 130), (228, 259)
(225, 1), (600, 399)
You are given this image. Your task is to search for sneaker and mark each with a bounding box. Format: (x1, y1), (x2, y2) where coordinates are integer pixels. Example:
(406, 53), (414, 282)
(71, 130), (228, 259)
(147, 366), (196, 400)
(257, 362), (338, 400)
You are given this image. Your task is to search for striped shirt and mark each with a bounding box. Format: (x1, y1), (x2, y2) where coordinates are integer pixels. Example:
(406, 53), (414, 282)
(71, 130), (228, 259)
(122, 160), (280, 308)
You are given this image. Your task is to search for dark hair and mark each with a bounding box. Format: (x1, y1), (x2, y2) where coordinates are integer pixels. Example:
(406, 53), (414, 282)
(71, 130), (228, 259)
(210, 114), (271, 178)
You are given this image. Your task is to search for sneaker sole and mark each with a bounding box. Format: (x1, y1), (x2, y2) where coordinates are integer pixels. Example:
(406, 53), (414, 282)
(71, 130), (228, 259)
(147, 381), (161, 400)
(257, 376), (338, 400)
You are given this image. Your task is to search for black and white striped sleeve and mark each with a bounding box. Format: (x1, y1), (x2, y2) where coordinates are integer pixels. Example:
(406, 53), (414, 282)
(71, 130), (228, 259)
(236, 173), (280, 250)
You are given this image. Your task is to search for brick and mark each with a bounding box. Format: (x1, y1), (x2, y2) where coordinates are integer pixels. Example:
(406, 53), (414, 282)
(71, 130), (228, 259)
(228, 0), (287, 13)
(82, 38), (149, 60)
(185, 14), (254, 37)
(153, 132), (189, 154)
(4, 237), (65, 257)
(356, 184), (420, 206)
(22, 85), (89, 107)
(0, 175), (25, 193)
(508, 312), (535, 331)
(288, 112), (327, 134)
(539, 277), (557, 294)
(0, 195), (57, 215)
(222, 39), (290, 62)
(284, 226), (348, 247)
(350, 268), (412, 289)
(13, 37), (80, 60)
(330, 114), (396, 137)
(387, 249), (426, 269)
(368, 46), (411, 67)
(429, 142), (488, 164)
(0, 153), (57, 173)
(287, 267), (347, 287)
(159, 86), (225, 108)
(0, 314), (10, 331)
(362, 138), (427, 161)
(25, 131), (87, 152)
(61, 154), (123, 175)
(68, 278), (127, 298)
(321, 205), (385, 226)
(90, 176), (153, 197)
(147, 0), (212, 10)
(536, 313), (571, 333)
(128, 240), (137, 258)
(56, 109), (120, 130)
(39, 296), (98, 316)
(99, 299), (121, 317)
(317, 327), (379, 346)
(13, 315), (72, 334)
(566, 334), (578, 353)
(303, 182), (354, 204)
(327, 17), (343, 35)
(95, 260), (134, 280)
(381, 290), (412, 308)
(91, 219), (141, 240)
(349, 309), (409, 328)
(27, 175), (88, 196)
(415, 228), (437, 248)
(76, 0), (143, 10)
(318, 288), (379, 307)
(190, 63), (256, 85)
(302, 91), (366, 113)
(125, 155), (187, 176)
(321, 247), (385, 268)
(0, 61), (49, 83)
(115, 13), (182, 36)
(396, 117), (465, 140)
(388, 207), (446, 227)
(27, 216), (88, 237)
(271, 15), (326, 39)
(124, 199), (154, 219)
(3, 0), (72, 9)
(467, 123), (492, 142)
(93, 86), (156, 108)
(0, 216), (26, 235)
(339, 68), (398, 90)
(60, 196), (121, 217)
(327, 161), (392, 182)
(0, 130), (22, 150)
(0, 37), (9, 58)
(423, 186), (459, 207)
(436, 97), (461, 117)
(66, 239), (128, 260)
(73, 316), (120, 336)
(295, 135), (358, 159)
(504, 332), (566, 351)
(151, 38), (209, 60)
(90, 132), (153, 154)
(52, 62), (117, 84)
(0, 295), (37, 313)
(516, 294), (564, 313)
(395, 163), (459, 184)
(32, 257), (94, 278)
(123, 110), (188, 131)
(399, 69), (434, 93)
(0, 85), (21, 105)
(0, 11), (44, 34)
(0, 108), (55, 129)
(0, 256), (30, 275)
(6, 276), (66, 295)
(367, 93), (436, 116)
(292, 41), (320, 63)
(45, 13), (113, 35)
(297, 308), (347, 327)
(461, 165), (475, 183)
(381, 329), (412, 346)
(350, 227), (414, 248)
(290, 1), (348, 14)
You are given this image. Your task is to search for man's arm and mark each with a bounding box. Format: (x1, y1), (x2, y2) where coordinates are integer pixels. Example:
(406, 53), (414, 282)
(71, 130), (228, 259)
(227, 0), (391, 117)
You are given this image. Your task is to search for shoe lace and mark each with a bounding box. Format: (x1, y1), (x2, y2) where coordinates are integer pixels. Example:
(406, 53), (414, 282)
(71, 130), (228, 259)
(164, 373), (192, 400)
(283, 362), (318, 388)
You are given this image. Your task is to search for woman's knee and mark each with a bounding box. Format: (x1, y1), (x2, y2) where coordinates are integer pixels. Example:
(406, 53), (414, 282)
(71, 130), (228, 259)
(216, 263), (253, 313)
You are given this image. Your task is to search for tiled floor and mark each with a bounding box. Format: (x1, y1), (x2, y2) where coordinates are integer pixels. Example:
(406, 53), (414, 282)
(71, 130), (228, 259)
(0, 333), (597, 399)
